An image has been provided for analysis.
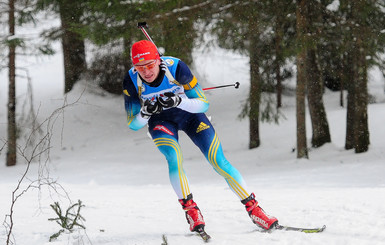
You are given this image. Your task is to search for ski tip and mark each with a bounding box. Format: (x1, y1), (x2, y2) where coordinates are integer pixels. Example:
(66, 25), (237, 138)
(302, 224), (326, 233)
(306, 225), (326, 233)
(274, 223), (326, 233)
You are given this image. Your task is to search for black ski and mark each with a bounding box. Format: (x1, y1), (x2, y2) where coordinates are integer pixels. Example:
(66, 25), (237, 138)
(196, 226), (211, 242)
(274, 223), (326, 233)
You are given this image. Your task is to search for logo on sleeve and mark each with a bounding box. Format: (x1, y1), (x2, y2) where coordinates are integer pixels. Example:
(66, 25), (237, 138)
(196, 122), (210, 133)
(164, 59), (174, 66)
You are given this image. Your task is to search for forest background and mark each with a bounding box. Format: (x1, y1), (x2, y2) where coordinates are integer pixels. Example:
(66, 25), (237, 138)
(1, 1), (385, 244)
(1, 0), (385, 166)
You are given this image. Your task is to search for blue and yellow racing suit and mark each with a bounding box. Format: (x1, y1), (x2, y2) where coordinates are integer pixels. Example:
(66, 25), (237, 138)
(123, 56), (250, 200)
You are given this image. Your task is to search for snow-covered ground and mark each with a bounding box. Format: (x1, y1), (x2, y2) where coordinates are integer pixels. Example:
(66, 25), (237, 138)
(1, 36), (385, 244)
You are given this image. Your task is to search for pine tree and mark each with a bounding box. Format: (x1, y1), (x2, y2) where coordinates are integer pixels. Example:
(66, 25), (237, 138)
(7, 0), (17, 166)
(36, 0), (87, 94)
(3, 0), (56, 166)
(77, 0), (207, 93)
(295, 0), (308, 159)
(210, 1), (287, 149)
(339, 0), (385, 153)
(304, 1), (331, 148)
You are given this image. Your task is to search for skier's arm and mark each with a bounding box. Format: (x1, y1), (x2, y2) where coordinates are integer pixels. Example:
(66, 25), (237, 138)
(175, 61), (209, 113)
(123, 74), (148, 131)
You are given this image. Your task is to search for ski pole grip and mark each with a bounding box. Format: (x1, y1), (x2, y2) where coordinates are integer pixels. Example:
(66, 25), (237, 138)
(137, 22), (148, 28)
(202, 82), (240, 91)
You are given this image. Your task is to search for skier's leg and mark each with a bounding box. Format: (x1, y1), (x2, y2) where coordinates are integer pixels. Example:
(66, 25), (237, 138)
(149, 122), (190, 200)
(184, 113), (251, 200)
(149, 121), (206, 232)
(184, 114), (278, 229)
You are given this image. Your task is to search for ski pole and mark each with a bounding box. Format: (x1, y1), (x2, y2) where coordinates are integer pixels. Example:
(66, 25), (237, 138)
(202, 82), (240, 91)
(137, 22), (163, 56)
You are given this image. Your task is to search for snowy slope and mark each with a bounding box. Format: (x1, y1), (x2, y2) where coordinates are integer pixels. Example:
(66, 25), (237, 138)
(1, 42), (385, 245)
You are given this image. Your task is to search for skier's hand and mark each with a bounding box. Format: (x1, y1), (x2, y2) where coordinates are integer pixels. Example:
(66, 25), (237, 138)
(157, 92), (181, 109)
(140, 99), (162, 119)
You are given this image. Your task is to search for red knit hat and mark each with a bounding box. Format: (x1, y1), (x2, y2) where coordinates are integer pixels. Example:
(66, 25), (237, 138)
(131, 40), (159, 65)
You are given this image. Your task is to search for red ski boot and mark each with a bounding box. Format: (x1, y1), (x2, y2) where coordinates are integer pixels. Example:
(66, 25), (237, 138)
(242, 193), (278, 230)
(179, 194), (205, 232)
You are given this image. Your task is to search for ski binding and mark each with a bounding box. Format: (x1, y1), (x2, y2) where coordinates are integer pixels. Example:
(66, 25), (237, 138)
(196, 226), (211, 242)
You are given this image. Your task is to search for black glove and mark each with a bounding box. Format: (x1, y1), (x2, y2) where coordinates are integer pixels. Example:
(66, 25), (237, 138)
(157, 92), (181, 109)
(140, 99), (163, 118)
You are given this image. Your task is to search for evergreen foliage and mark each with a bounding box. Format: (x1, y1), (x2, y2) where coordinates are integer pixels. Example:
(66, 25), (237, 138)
(72, 0), (209, 93)
(4, 0), (385, 155)
(48, 200), (86, 242)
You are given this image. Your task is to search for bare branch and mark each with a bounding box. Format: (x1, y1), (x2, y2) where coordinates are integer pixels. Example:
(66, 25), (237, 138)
(3, 80), (88, 245)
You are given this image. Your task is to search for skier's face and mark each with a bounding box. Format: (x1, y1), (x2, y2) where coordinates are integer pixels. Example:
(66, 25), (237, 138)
(134, 59), (160, 83)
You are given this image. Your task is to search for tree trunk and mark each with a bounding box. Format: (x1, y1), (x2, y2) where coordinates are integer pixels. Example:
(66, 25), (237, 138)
(339, 55), (345, 108)
(123, 37), (132, 72)
(249, 65), (261, 149)
(296, 52), (308, 158)
(352, 36), (369, 153)
(248, 21), (261, 149)
(60, 0), (86, 93)
(122, 21), (132, 73)
(345, 53), (355, 150)
(345, 0), (370, 153)
(7, 0), (17, 166)
(306, 48), (331, 147)
(295, 0), (308, 158)
(275, 23), (283, 109)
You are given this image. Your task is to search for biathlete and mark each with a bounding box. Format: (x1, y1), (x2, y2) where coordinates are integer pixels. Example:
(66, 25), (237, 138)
(123, 40), (278, 233)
